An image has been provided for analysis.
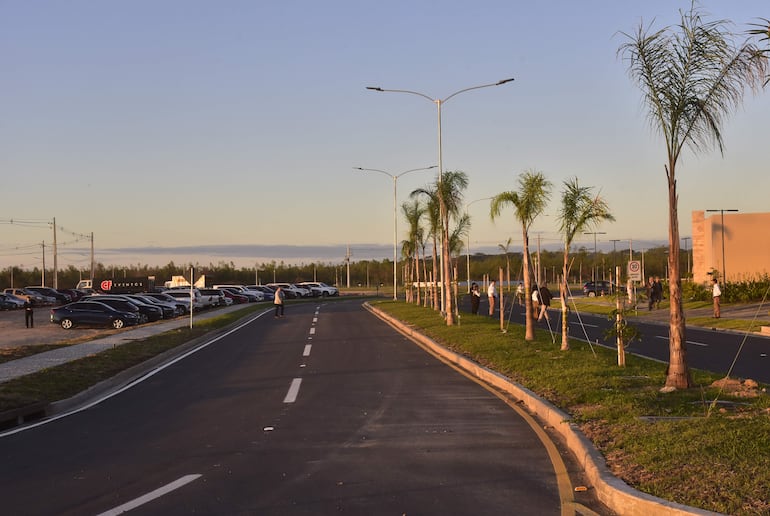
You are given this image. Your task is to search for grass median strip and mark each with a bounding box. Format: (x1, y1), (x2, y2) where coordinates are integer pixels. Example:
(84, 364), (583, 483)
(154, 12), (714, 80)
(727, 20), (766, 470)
(374, 300), (770, 516)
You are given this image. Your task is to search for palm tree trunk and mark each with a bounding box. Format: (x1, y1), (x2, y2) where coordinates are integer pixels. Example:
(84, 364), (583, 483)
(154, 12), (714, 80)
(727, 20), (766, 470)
(414, 240), (421, 305)
(522, 229), (535, 341)
(431, 237), (439, 311)
(561, 244), (570, 350)
(443, 219), (455, 325)
(665, 163), (692, 389)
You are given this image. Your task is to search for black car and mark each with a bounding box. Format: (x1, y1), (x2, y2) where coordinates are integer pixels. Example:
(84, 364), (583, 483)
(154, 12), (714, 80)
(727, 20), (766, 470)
(126, 294), (177, 319)
(50, 301), (140, 329)
(582, 280), (623, 297)
(25, 286), (71, 304)
(81, 297), (147, 323)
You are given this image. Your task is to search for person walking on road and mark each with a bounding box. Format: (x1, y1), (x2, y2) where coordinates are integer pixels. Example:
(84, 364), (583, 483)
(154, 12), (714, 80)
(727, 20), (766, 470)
(470, 283), (481, 315)
(24, 301), (34, 328)
(712, 278), (722, 318)
(487, 281), (497, 317)
(537, 283), (553, 322)
(274, 287), (285, 318)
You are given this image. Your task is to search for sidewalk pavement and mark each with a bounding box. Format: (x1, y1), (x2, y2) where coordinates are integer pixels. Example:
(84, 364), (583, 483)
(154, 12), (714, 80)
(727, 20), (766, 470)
(0, 304), (250, 384)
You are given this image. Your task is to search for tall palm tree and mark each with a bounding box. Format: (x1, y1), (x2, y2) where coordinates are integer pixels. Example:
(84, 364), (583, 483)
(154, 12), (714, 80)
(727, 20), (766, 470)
(556, 178), (614, 351)
(436, 170), (469, 325)
(413, 170), (469, 317)
(411, 186), (440, 310)
(490, 170), (552, 341)
(619, 5), (767, 390)
(402, 199), (425, 305)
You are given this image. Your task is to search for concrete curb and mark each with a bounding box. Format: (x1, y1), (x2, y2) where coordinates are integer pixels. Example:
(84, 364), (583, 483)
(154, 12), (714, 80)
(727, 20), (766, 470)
(364, 302), (721, 516)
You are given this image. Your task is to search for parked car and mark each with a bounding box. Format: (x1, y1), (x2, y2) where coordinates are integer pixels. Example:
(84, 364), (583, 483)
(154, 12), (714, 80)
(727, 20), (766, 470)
(266, 283), (303, 299)
(126, 294), (178, 319)
(246, 285), (276, 300)
(0, 293), (26, 310)
(213, 285), (263, 302)
(81, 297), (148, 323)
(50, 301), (140, 329)
(298, 281), (339, 297)
(198, 288), (228, 307)
(292, 284), (313, 298)
(582, 280), (623, 297)
(140, 292), (188, 315)
(4, 288), (52, 306)
(162, 289), (204, 311)
(25, 286), (71, 304)
(217, 287), (249, 304)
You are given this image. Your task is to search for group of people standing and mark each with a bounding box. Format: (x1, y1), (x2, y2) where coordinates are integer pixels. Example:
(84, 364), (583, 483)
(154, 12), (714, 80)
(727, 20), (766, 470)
(645, 276), (664, 310)
(469, 280), (553, 322)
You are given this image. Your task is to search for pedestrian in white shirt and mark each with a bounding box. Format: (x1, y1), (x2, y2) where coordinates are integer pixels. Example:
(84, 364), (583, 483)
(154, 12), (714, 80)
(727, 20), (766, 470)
(712, 278), (721, 318)
(487, 281), (496, 317)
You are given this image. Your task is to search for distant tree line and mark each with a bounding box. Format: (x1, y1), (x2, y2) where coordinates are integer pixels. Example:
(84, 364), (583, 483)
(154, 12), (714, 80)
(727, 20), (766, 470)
(1, 246), (685, 292)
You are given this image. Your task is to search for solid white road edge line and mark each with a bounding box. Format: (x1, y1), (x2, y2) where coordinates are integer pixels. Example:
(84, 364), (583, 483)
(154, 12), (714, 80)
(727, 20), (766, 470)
(284, 378), (302, 403)
(96, 474), (202, 516)
(0, 309), (273, 438)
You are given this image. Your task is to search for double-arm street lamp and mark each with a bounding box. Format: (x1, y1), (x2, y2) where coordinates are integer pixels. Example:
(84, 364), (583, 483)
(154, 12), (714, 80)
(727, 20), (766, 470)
(464, 196), (494, 292)
(355, 166), (437, 300)
(366, 78), (515, 325)
(706, 209), (738, 288)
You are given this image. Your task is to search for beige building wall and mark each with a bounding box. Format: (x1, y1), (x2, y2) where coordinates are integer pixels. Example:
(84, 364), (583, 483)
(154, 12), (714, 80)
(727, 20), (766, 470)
(691, 210), (770, 284)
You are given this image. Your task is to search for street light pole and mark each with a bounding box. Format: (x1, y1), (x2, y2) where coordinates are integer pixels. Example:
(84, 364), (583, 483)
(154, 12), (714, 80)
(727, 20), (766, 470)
(367, 78), (514, 325)
(584, 231), (606, 283)
(355, 166), (436, 301)
(705, 209), (738, 288)
(464, 197), (494, 292)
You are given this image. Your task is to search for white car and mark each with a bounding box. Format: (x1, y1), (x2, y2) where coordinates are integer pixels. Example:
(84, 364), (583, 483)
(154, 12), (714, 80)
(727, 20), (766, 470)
(299, 282), (339, 297)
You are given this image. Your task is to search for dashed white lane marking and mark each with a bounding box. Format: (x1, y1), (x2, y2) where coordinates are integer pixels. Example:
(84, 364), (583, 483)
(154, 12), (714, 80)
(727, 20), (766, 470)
(284, 378), (302, 403)
(303, 344), (312, 357)
(309, 327), (316, 335)
(570, 322), (598, 328)
(96, 474), (202, 516)
(313, 317), (318, 323)
(655, 335), (708, 347)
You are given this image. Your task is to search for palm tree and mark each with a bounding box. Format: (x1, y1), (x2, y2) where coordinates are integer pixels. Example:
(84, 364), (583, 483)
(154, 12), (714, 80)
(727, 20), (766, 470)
(402, 199), (425, 305)
(556, 178), (614, 351)
(413, 170), (469, 318)
(411, 186), (440, 310)
(490, 170), (552, 341)
(619, 5), (767, 390)
(498, 237), (512, 293)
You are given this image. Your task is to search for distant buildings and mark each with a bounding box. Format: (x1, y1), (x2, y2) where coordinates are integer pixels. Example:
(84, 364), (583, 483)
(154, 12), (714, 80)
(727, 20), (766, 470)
(691, 210), (770, 284)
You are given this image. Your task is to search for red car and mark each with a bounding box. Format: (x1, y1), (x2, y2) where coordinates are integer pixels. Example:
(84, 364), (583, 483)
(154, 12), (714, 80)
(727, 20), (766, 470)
(220, 288), (248, 304)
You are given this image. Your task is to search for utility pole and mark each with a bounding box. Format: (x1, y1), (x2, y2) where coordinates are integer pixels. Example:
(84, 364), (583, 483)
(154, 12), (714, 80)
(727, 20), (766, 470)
(584, 231), (606, 283)
(52, 217), (58, 289)
(610, 239), (621, 291)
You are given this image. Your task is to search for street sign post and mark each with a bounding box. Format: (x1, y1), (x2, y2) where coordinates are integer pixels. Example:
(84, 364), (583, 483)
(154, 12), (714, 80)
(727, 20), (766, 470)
(628, 260), (642, 282)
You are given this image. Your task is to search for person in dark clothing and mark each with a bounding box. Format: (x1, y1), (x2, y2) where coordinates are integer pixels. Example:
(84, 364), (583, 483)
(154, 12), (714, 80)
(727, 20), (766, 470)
(24, 301), (34, 328)
(652, 276), (664, 309)
(470, 282), (481, 314)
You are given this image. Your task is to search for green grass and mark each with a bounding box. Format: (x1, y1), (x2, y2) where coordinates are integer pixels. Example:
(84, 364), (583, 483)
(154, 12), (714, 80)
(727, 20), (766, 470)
(375, 300), (770, 515)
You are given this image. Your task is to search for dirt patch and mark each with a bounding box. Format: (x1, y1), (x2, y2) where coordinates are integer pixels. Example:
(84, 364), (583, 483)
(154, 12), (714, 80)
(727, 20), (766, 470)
(0, 308), (111, 349)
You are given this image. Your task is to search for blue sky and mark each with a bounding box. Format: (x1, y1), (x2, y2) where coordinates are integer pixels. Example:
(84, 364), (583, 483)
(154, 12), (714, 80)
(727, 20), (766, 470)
(2, 1), (768, 270)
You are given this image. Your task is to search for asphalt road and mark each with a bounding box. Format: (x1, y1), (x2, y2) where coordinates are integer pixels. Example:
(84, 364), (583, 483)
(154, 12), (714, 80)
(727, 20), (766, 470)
(0, 299), (590, 515)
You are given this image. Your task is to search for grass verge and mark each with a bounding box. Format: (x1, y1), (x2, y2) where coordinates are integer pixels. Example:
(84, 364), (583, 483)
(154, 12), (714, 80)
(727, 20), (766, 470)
(374, 300), (770, 515)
